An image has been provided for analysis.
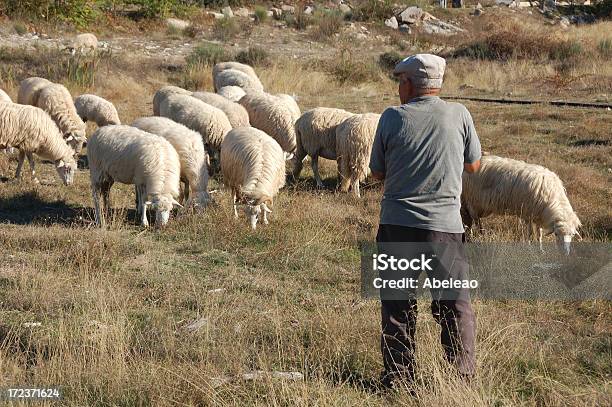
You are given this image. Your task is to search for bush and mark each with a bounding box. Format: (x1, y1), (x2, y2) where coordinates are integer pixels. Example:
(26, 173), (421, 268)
(284, 7), (312, 30)
(353, 0), (395, 22)
(597, 38), (612, 58)
(13, 22), (27, 35)
(378, 51), (402, 71)
(214, 16), (240, 41)
(254, 5), (269, 24)
(310, 9), (344, 42)
(235, 47), (270, 67)
(328, 49), (380, 84)
(186, 43), (229, 67)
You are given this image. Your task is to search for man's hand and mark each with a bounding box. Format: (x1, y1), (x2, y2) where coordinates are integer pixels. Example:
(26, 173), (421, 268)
(371, 171), (385, 181)
(464, 160), (480, 173)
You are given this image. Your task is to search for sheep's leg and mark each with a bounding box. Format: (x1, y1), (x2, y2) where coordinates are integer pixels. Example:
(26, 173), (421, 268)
(538, 227), (544, 252)
(101, 181), (113, 222)
(14, 151), (26, 180)
(134, 185), (141, 218)
(91, 184), (104, 227)
(261, 204), (269, 225)
(232, 190), (238, 218)
(137, 185), (149, 227)
(183, 180), (190, 205)
(311, 155), (324, 188)
(26, 153), (39, 184)
(352, 177), (361, 198)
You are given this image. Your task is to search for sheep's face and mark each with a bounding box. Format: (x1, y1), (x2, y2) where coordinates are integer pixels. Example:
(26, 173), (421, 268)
(554, 224), (581, 256)
(148, 196), (183, 227)
(55, 159), (76, 185)
(244, 203), (262, 230)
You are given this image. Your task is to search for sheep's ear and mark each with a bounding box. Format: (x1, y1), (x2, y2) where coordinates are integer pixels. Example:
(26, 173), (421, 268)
(172, 198), (183, 208)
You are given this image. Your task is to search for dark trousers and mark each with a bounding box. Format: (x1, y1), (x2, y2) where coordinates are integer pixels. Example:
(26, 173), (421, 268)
(376, 224), (476, 380)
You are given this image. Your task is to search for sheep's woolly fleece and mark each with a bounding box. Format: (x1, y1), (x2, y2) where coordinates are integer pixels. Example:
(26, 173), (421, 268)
(17, 77), (52, 106)
(74, 94), (121, 127)
(152, 85), (191, 116)
(212, 62), (261, 91)
(191, 91), (250, 128)
(214, 69), (264, 93)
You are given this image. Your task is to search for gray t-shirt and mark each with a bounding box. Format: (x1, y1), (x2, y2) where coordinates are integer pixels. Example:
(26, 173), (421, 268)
(369, 96), (481, 233)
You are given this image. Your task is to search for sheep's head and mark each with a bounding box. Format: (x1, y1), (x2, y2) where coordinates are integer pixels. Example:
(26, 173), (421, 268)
(186, 191), (211, 211)
(553, 217), (582, 255)
(55, 158), (77, 185)
(145, 196), (182, 227)
(65, 132), (86, 155)
(241, 198), (272, 230)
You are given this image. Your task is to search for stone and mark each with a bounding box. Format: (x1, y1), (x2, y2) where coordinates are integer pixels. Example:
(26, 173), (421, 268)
(271, 7), (283, 19)
(166, 18), (190, 31)
(473, 8), (483, 16)
(422, 20), (464, 35)
(398, 6), (423, 24)
(208, 11), (225, 20)
(385, 16), (399, 29)
(222, 6), (233, 18)
(339, 4), (352, 18)
(476, 2), (483, 9)
(399, 24), (411, 33)
(304, 6), (314, 15)
(234, 7), (250, 17)
(281, 5), (295, 14)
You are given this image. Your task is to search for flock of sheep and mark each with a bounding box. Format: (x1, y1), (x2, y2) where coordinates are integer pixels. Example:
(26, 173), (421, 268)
(0, 61), (581, 248)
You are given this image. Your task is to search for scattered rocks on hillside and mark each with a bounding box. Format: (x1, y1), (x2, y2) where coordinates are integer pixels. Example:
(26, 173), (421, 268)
(338, 3), (352, 18)
(234, 7), (250, 17)
(207, 11), (225, 19)
(166, 18), (190, 31)
(271, 7), (283, 19)
(385, 16), (399, 30)
(242, 371), (304, 381)
(222, 6), (233, 18)
(398, 6), (423, 24)
(423, 19), (464, 35)
(281, 5), (296, 14)
(304, 6), (314, 15)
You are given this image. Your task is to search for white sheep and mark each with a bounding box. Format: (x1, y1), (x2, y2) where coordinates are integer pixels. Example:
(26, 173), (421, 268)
(36, 83), (87, 154)
(276, 93), (301, 119)
(74, 94), (121, 127)
(221, 127), (286, 230)
(239, 92), (300, 155)
(152, 85), (191, 116)
(0, 103), (77, 185)
(461, 155), (582, 254)
(71, 33), (98, 55)
(88, 125), (182, 227)
(214, 69), (264, 93)
(212, 62), (260, 90)
(335, 113), (381, 198)
(0, 89), (11, 103)
(191, 91), (250, 128)
(292, 107), (354, 187)
(158, 93), (232, 162)
(131, 116), (210, 208)
(17, 77), (52, 106)
(217, 86), (246, 102)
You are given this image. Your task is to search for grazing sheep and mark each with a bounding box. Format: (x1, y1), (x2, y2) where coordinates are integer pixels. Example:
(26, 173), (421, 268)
(335, 113), (381, 198)
(292, 107), (354, 186)
(131, 116), (210, 208)
(239, 92), (300, 155)
(0, 89), (11, 103)
(212, 62), (260, 90)
(71, 33), (98, 54)
(214, 69), (264, 93)
(461, 155), (582, 254)
(0, 103), (77, 185)
(217, 86), (246, 102)
(191, 91), (250, 128)
(36, 84), (87, 154)
(158, 93), (232, 161)
(17, 77), (52, 106)
(74, 94), (121, 127)
(152, 85), (191, 116)
(276, 93), (301, 119)
(221, 127), (286, 230)
(88, 125), (182, 227)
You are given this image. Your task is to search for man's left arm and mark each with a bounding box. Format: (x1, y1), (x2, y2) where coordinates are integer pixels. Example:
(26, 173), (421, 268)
(463, 108), (481, 173)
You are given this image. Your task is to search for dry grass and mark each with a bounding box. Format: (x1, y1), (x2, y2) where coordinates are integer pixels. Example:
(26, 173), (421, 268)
(0, 13), (610, 406)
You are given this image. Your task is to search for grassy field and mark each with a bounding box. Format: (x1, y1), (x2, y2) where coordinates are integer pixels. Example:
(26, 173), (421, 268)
(0, 6), (611, 406)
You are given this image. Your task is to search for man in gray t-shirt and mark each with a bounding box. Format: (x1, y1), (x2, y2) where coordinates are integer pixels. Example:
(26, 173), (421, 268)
(369, 54), (481, 388)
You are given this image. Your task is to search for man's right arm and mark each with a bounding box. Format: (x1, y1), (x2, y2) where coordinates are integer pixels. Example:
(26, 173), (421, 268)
(369, 111), (388, 181)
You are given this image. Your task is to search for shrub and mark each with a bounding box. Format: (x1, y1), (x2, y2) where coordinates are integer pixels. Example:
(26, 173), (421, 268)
(328, 49), (380, 84)
(13, 22), (27, 35)
(597, 38), (612, 58)
(214, 16), (240, 41)
(186, 43), (229, 67)
(284, 6), (312, 30)
(310, 9), (344, 42)
(550, 40), (583, 61)
(254, 5), (269, 24)
(235, 47), (270, 67)
(378, 51), (402, 71)
(353, 0), (395, 22)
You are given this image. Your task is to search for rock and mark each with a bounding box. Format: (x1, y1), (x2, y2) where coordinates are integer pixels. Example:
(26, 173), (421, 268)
(234, 7), (250, 17)
(166, 18), (190, 31)
(473, 8), (483, 16)
(208, 11), (225, 20)
(385, 16), (399, 29)
(399, 24), (411, 33)
(222, 6), (233, 18)
(271, 7), (283, 19)
(339, 4), (352, 18)
(242, 371), (304, 381)
(304, 6), (314, 15)
(281, 5), (295, 14)
(476, 2), (483, 9)
(495, 0), (514, 5)
(183, 316), (209, 332)
(559, 16), (570, 28)
(266, 10), (274, 18)
(422, 20), (464, 35)
(398, 6), (423, 24)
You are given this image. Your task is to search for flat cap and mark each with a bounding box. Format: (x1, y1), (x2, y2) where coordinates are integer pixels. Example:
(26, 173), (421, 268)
(393, 54), (446, 89)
